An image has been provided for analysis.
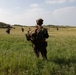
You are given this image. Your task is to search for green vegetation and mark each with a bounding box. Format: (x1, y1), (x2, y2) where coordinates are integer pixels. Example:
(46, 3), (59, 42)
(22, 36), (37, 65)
(0, 26), (76, 75)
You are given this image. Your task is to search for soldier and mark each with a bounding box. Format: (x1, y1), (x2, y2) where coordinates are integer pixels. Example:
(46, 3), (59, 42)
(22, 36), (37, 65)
(6, 28), (11, 34)
(21, 27), (24, 32)
(57, 27), (59, 31)
(6, 25), (11, 34)
(26, 18), (49, 60)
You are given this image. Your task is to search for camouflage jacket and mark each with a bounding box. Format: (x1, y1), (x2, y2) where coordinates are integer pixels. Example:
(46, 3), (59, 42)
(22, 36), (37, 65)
(26, 26), (49, 44)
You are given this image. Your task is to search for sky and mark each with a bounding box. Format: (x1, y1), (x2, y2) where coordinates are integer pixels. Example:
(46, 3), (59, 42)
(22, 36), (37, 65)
(0, 0), (76, 26)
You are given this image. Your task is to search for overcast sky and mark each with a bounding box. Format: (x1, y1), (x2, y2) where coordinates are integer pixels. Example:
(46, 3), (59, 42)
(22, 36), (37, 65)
(0, 0), (76, 26)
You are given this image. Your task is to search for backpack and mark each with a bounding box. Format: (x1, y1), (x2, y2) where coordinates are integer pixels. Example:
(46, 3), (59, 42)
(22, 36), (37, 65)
(33, 27), (49, 42)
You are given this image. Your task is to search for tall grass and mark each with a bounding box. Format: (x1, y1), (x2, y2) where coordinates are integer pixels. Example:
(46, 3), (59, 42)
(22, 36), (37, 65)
(0, 27), (76, 75)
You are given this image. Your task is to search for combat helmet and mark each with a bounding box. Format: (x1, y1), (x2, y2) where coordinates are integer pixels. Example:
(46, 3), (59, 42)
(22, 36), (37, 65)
(36, 18), (43, 25)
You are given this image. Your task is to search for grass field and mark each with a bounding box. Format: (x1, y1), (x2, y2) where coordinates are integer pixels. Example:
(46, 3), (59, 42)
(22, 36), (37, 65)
(0, 26), (76, 75)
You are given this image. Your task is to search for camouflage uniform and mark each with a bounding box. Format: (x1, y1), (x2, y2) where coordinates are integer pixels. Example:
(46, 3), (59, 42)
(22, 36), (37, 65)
(26, 18), (49, 59)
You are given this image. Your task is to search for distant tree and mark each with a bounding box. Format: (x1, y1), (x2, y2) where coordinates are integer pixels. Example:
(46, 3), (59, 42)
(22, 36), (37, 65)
(0, 22), (12, 28)
(13, 24), (22, 26)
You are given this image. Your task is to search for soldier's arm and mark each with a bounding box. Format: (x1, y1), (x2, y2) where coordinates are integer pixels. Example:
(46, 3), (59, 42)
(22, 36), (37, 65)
(44, 28), (49, 38)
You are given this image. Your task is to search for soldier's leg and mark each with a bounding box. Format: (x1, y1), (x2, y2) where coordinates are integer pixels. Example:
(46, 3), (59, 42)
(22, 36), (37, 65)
(41, 48), (47, 60)
(34, 46), (39, 58)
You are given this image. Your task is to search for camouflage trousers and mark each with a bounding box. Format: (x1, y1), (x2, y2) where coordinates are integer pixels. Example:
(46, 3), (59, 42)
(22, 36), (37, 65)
(33, 41), (47, 59)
